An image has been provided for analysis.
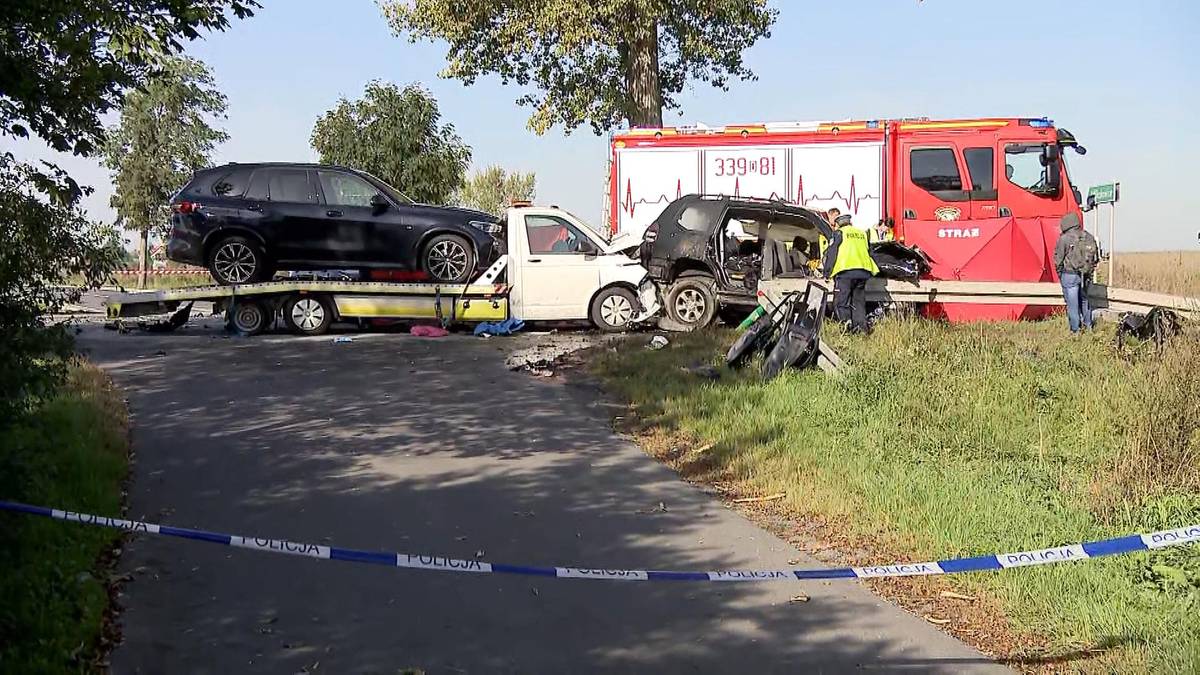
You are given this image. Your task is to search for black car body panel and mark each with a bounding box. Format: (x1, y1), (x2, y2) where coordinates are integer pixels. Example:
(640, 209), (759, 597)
(167, 162), (499, 278)
(640, 195), (832, 304)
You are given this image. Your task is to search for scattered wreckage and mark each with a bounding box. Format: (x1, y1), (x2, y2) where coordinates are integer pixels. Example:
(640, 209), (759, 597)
(639, 195), (931, 331)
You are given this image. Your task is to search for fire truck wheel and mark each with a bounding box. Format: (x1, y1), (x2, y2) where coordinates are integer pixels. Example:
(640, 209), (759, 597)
(665, 273), (717, 330)
(282, 294), (334, 336)
(590, 286), (638, 332)
(226, 299), (271, 336)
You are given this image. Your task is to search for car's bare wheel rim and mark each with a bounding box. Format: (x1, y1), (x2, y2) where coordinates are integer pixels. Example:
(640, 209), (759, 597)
(214, 242), (257, 283)
(233, 303), (264, 332)
(290, 298), (324, 332)
(427, 240), (468, 280)
(600, 294), (633, 327)
(674, 288), (707, 323)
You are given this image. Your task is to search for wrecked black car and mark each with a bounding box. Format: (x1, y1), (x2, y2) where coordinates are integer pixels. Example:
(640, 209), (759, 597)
(640, 195), (833, 329)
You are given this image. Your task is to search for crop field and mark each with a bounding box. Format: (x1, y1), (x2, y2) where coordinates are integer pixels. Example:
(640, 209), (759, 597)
(1097, 251), (1200, 297)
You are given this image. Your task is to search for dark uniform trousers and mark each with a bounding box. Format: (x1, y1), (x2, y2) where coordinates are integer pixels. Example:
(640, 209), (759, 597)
(834, 269), (872, 333)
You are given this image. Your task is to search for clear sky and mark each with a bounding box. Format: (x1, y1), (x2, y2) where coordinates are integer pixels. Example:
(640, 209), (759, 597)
(6, 0), (1199, 250)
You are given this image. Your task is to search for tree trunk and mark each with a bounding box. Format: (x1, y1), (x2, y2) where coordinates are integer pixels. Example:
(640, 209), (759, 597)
(623, 18), (663, 129)
(138, 228), (150, 289)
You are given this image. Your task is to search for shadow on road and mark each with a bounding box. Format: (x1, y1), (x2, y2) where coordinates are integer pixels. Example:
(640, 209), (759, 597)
(76, 327), (1003, 674)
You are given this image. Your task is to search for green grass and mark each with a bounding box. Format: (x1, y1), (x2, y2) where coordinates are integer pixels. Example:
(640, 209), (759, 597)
(0, 363), (130, 673)
(596, 319), (1200, 673)
(107, 272), (214, 289)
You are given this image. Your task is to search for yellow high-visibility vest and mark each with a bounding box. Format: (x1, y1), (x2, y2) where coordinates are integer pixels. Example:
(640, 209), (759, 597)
(830, 226), (879, 277)
(868, 227), (895, 243)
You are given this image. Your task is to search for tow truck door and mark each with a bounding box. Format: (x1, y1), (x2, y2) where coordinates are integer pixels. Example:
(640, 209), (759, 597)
(512, 211), (604, 320)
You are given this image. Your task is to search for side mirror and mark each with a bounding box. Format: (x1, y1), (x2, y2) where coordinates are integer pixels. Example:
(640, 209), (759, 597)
(370, 193), (389, 215)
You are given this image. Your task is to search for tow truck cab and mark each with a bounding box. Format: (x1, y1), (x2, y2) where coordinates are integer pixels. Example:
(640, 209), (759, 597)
(500, 205), (659, 329)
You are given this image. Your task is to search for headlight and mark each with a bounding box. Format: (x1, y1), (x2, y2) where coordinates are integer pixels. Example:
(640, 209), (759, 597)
(469, 220), (503, 236)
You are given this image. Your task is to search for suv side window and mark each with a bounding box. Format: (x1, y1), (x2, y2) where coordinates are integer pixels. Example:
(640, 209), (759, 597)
(245, 170), (269, 201)
(318, 170), (378, 207)
(211, 167), (253, 197)
(525, 215), (597, 254)
(265, 169), (318, 203)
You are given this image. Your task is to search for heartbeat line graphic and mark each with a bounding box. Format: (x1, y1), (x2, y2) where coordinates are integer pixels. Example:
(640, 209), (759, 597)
(796, 175), (878, 214)
(620, 174), (880, 217)
(621, 178), (683, 216)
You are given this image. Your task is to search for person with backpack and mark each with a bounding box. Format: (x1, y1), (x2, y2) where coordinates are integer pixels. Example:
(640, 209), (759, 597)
(1053, 212), (1099, 333)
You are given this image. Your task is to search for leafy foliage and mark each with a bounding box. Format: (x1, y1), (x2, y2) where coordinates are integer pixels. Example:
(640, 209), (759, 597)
(381, 0), (776, 133)
(101, 56), (229, 240)
(0, 158), (121, 423)
(0, 0), (256, 158)
(457, 166), (536, 216)
(311, 81), (471, 205)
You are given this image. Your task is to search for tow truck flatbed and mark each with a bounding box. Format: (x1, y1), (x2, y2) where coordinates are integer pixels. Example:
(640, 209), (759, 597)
(106, 256), (513, 335)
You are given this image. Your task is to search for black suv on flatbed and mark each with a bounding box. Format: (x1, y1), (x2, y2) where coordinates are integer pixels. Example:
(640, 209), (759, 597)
(168, 163), (501, 285)
(641, 195), (832, 329)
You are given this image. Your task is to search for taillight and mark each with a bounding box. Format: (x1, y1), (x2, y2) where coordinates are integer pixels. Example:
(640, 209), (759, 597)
(172, 201), (202, 214)
(643, 223), (659, 243)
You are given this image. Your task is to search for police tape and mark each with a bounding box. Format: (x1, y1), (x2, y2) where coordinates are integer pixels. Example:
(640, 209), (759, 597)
(1, 500), (1196, 582)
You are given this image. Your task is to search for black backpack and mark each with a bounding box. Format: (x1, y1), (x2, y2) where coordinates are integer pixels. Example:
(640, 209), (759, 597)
(1064, 230), (1100, 275)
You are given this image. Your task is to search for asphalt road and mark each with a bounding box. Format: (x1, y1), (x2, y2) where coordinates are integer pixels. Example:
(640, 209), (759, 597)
(76, 322), (1008, 674)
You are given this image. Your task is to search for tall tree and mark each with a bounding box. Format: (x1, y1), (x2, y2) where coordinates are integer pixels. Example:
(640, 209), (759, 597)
(1, 1), (255, 161)
(0, 1), (255, 423)
(0, 160), (122, 422)
(380, 1), (776, 134)
(457, 166), (536, 216)
(311, 81), (471, 204)
(101, 56), (229, 287)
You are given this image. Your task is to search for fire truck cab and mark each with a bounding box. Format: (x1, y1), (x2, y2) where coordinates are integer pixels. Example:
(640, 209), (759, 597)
(609, 118), (1088, 321)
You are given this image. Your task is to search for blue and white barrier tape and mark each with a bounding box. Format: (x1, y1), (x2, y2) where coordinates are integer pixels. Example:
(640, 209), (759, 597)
(1, 500), (1196, 582)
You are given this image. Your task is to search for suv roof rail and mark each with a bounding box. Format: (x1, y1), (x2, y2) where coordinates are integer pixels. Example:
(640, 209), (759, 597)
(691, 193), (807, 208)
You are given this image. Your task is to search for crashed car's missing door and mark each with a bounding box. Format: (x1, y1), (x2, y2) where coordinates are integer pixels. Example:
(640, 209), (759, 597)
(639, 195), (833, 329)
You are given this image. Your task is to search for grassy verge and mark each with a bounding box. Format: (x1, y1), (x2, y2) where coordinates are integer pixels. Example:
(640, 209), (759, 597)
(65, 272), (215, 290)
(595, 320), (1199, 672)
(0, 362), (130, 672)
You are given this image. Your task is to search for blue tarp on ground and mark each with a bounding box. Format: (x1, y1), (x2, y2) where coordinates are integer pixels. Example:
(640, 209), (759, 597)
(473, 318), (526, 337)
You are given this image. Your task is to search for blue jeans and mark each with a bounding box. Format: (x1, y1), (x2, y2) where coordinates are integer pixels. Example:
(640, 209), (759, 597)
(1060, 272), (1093, 332)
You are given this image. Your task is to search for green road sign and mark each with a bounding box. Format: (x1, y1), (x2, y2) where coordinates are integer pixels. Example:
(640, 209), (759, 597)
(1088, 182), (1120, 205)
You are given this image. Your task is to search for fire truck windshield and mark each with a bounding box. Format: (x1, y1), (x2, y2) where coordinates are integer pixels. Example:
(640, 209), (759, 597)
(1004, 145), (1055, 195)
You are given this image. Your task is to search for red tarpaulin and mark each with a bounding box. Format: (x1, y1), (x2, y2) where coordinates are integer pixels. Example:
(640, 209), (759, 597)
(902, 217), (1060, 322)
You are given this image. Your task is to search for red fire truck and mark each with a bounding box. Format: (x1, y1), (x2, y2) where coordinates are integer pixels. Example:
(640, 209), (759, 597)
(608, 118), (1088, 321)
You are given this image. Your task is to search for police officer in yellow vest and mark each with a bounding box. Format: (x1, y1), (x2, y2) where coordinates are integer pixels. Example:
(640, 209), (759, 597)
(822, 214), (879, 333)
(869, 218), (895, 243)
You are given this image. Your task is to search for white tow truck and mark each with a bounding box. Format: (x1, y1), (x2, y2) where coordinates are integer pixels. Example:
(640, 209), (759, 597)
(106, 205), (660, 335)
